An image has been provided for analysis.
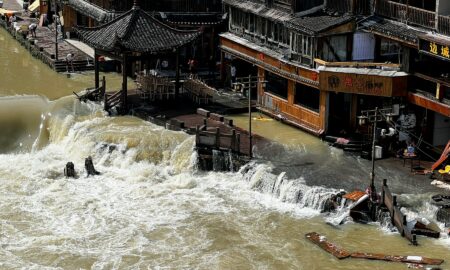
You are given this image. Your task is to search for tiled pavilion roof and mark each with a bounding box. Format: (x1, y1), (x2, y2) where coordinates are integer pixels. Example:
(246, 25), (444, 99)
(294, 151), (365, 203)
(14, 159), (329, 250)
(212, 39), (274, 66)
(67, 0), (119, 23)
(76, 5), (201, 54)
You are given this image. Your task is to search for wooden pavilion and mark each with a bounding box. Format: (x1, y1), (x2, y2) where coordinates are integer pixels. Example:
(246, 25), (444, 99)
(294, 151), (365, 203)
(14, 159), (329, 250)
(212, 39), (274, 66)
(75, 0), (201, 114)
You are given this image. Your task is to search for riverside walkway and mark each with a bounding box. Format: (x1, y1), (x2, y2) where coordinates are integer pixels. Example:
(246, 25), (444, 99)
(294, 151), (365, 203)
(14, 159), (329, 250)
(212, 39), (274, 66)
(0, 0), (93, 72)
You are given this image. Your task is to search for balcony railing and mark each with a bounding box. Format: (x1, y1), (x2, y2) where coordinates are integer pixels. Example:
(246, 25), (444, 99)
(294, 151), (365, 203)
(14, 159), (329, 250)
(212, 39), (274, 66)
(325, 0), (351, 13)
(326, 0), (371, 15)
(438, 15), (450, 36)
(377, 0), (436, 29)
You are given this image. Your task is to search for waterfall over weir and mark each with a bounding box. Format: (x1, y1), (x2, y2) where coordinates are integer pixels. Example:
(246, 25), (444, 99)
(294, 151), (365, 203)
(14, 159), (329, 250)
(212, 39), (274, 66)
(241, 162), (339, 212)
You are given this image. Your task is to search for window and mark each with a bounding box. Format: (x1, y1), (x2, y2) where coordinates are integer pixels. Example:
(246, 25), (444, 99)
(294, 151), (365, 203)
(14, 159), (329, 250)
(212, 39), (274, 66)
(267, 20), (274, 40)
(249, 13), (255, 33)
(443, 86), (450, 100)
(295, 83), (320, 112)
(265, 72), (288, 99)
(291, 33), (314, 65)
(380, 39), (400, 56)
(228, 6), (289, 49)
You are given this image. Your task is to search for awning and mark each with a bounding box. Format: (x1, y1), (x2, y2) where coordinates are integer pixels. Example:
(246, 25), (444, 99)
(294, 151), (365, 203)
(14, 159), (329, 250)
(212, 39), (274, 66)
(0, 8), (21, 16)
(28, 0), (40, 12)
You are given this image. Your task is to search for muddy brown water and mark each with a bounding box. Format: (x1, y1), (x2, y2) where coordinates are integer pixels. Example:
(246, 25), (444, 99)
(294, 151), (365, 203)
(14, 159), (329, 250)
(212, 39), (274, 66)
(1, 27), (449, 269)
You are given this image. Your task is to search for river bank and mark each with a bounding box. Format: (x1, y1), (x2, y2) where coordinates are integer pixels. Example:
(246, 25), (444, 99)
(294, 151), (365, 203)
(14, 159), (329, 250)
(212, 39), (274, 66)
(0, 2), (93, 72)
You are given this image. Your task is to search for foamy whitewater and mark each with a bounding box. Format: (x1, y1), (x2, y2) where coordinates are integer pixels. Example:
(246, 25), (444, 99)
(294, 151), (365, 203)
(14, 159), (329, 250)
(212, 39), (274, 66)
(0, 95), (449, 269)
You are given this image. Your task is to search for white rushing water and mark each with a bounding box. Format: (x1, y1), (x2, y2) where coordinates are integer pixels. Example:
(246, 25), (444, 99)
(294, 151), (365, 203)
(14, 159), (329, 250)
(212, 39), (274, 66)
(0, 95), (337, 269)
(0, 95), (449, 269)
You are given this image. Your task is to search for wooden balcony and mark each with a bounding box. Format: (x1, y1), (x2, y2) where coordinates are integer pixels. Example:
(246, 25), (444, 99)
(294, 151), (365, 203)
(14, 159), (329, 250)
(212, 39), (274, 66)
(409, 73), (450, 117)
(376, 0), (436, 29)
(438, 15), (450, 36)
(326, 0), (371, 14)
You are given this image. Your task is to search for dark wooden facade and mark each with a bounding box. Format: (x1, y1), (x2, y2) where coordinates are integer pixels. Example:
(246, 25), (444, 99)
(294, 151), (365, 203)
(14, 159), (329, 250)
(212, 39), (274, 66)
(221, 0), (449, 143)
(221, 0), (413, 135)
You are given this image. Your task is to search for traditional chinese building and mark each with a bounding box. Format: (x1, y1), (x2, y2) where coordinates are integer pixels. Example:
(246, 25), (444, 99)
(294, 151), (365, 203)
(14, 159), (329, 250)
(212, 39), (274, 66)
(358, 0), (450, 147)
(221, 0), (372, 135)
(220, 0), (449, 146)
(58, 0), (224, 74)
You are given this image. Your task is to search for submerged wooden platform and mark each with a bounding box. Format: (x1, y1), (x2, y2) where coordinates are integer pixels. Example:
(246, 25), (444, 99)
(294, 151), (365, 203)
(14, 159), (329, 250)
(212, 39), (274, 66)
(306, 232), (444, 266)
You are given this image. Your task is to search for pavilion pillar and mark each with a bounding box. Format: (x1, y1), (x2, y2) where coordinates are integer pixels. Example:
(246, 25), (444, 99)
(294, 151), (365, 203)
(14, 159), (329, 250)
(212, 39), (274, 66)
(94, 49), (99, 89)
(175, 48), (180, 99)
(122, 53), (128, 114)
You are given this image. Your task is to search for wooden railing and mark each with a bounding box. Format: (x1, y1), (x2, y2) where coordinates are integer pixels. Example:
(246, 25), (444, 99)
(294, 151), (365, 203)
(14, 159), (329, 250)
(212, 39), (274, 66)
(408, 5), (436, 29)
(326, 0), (371, 14)
(381, 179), (418, 245)
(75, 76), (106, 102)
(104, 90), (122, 113)
(259, 93), (322, 133)
(377, 0), (436, 29)
(183, 77), (214, 105)
(438, 15), (450, 36)
(196, 127), (241, 154)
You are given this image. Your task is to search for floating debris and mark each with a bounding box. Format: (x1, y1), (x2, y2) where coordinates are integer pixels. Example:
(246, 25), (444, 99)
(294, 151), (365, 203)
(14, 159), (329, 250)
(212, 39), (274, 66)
(305, 232), (350, 259)
(306, 232), (444, 267)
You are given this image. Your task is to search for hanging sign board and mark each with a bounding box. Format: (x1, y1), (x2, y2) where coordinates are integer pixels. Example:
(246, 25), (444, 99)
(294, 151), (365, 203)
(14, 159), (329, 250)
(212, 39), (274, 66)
(419, 38), (450, 62)
(319, 71), (407, 97)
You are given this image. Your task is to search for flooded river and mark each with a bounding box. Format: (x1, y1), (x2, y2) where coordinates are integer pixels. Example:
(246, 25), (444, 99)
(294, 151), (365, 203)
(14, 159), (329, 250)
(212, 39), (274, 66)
(1, 27), (450, 269)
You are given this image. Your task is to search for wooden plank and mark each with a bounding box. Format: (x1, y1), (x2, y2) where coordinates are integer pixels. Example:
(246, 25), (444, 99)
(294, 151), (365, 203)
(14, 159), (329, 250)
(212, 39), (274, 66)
(305, 232), (351, 259)
(343, 190), (367, 201)
(314, 58), (401, 68)
(350, 252), (444, 265)
(407, 92), (450, 117)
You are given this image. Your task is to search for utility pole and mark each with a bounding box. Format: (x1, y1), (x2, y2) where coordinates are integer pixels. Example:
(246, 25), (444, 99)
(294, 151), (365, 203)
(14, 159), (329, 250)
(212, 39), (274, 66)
(248, 74), (252, 159)
(54, 0), (58, 61)
(370, 107), (378, 201)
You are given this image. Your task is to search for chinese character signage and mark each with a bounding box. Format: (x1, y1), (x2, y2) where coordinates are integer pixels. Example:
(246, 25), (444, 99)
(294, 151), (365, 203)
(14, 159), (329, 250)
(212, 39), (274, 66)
(419, 38), (450, 61)
(319, 71), (408, 97)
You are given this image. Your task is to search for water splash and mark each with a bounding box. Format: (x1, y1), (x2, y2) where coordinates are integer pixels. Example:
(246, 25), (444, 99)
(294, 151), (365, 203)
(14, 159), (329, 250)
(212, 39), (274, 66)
(240, 162), (338, 212)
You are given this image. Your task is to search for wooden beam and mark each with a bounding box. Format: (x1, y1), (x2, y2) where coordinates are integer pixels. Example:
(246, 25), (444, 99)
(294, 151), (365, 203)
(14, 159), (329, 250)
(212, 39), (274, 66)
(414, 72), (450, 88)
(408, 92), (450, 117)
(314, 58), (401, 68)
